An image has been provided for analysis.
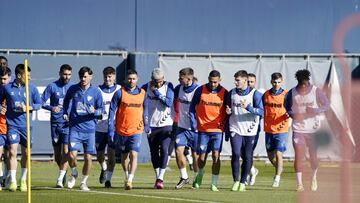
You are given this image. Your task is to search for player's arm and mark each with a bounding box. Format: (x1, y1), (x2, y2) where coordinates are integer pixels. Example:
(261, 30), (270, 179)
(189, 86), (202, 131)
(308, 88), (330, 114)
(62, 86), (73, 120)
(41, 84), (55, 111)
(143, 92), (150, 133)
(92, 89), (104, 117)
(284, 89), (296, 118)
(224, 90), (232, 141)
(108, 89), (122, 137)
(245, 90), (264, 117)
(173, 85), (181, 123)
(30, 85), (42, 111)
(152, 82), (174, 107)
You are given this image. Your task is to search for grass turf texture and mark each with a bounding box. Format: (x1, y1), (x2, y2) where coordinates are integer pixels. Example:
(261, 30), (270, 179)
(1, 160), (359, 203)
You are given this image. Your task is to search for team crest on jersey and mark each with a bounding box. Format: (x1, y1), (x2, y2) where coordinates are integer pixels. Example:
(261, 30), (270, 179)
(87, 96), (92, 101)
(11, 134), (17, 140)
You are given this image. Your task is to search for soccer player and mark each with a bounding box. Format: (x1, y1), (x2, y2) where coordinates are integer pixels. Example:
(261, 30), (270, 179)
(0, 56), (9, 188)
(0, 67), (11, 191)
(190, 70), (227, 192)
(142, 68), (174, 189)
(174, 67), (199, 189)
(226, 70), (263, 192)
(95, 66), (121, 188)
(108, 69), (149, 190)
(63, 66), (103, 191)
(285, 69), (329, 192)
(0, 64), (42, 192)
(41, 64), (73, 188)
(246, 73), (261, 185)
(263, 72), (289, 187)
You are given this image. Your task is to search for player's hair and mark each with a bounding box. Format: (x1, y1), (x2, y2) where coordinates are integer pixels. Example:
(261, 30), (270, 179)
(78, 66), (93, 78)
(0, 56), (8, 62)
(103, 66), (116, 76)
(151, 68), (164, 80)
(234, 70), (248, 78)
(209, 70), (221, 78)
(295, 69), (310, 82)
(59, 64), (72, 73)
(271, 72), (283, 80)
(179, 67), (194, 76)
(15, 63), (31, 76)
(127, 69), (137, 76)
(248, 73), (256, 78)
(0, 67), (11, 77)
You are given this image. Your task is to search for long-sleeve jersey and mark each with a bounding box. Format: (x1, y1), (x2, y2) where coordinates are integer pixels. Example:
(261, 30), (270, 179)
(142, 81), (174, 129)
(189, 84), (228, 132)
(63, 83), (103, 133)
(0, 80), (42, 128)
(108, 85), (149, 137)
(41, 80), (73, 123)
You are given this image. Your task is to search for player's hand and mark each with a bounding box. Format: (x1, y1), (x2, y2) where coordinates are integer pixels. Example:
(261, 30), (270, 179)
(52, 106), (62, 113)
(306, 106), (317, 115)
(63, 114), (69, 122)
(89, 105), (95, 113)
(20, 105), (32, 112)
(226, 105), (232, 115)
(150, 81), (157, 92)
(0, 105), (6, 115)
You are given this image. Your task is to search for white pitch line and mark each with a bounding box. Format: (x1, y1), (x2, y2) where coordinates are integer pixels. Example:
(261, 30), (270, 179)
(37, 187), (220, 203)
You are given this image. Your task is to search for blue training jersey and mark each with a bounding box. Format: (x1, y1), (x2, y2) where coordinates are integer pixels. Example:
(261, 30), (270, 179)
(41, 79), (73, 123)
(0, 79), (42, 128)
(63, 83), (104, 133)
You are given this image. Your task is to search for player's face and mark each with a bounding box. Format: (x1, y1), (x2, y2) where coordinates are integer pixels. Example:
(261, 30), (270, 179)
(179, 74), (192, 86)
(59, 69), (72, 84)
(297, 80), (310, 92)
(248, 76), (256, 88)
(151, 77), (164, 88)
(104, 73), (116, 87)
(208, 76), (221, 90)
(234, 76), (247, 90)
(271, 78), (283, 91)
(0, 74), (10, 86)
(127, 73), (138, 88)
(79, 72), (92, 87)
(0, 59), (7, 69)
(17, 72), (31, 85)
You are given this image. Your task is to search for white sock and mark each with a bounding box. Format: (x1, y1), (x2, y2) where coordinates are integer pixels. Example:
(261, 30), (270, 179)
(154, 168), (159, 179)
(199, 168), (204, 176)
(106, 171), (113, 181)
(10, 170), (16, 182)
(211, 174), (219, 186)
(186, 154), (193, 165)
(20, 168), (27, 181)
(80, 175), (89, 184)
(250, 166), (256, 175)
(128, 174), (134, 182)
(179, 168), (188, 179)
(124, 171), (129, 181)
(167, 156), (171, 167)
(158, 168), (166, 180)
(193, 171), (198, 181)
(274, 175), (281, 182)
(296, 172), (303, 185)
(71, 167), (77, 176)
(0, 163), (3, 177)
(101, 162), (107, 171)
(58, 170), (66, 182)
(312, 168), (318, 180)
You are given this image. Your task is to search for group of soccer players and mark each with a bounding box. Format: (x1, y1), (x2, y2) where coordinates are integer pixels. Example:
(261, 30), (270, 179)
(0, 55), (330, 193)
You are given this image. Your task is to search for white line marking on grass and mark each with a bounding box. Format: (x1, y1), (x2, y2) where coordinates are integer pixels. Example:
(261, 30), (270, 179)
(37, 187), (220, 203)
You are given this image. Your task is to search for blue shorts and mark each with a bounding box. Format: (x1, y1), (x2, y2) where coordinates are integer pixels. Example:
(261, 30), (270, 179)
(69, 128), (96, 154)
(119, 133), (142, 153)
(51, 123), (69, 146)
(197, 132), (223, 154)
(95, 131), (119, 150)
(0, 134), (7, 147)
(265, 133), (288, 152)
(7, 127), (33, 148)
(175, 128), (198, 151)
